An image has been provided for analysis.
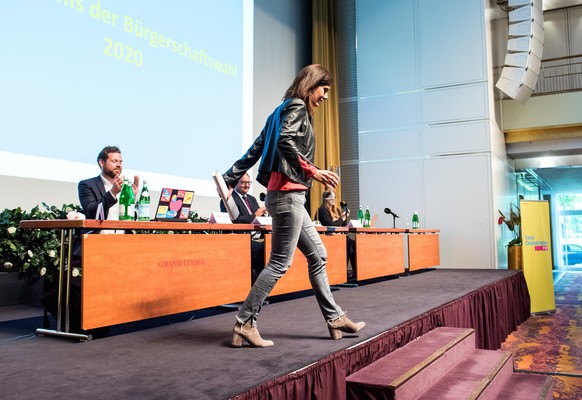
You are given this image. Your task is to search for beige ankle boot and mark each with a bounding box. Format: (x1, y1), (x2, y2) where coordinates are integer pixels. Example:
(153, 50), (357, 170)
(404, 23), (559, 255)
(327, 314), (366, 340)
(231, 320), (274, 348)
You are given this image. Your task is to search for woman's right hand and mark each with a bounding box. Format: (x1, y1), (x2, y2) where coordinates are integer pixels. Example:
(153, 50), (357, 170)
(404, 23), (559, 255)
(313, 169), (339, 189)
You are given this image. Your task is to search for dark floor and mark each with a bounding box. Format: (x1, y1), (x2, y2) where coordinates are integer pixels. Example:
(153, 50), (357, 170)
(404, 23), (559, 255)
(0, 269), (552, 399)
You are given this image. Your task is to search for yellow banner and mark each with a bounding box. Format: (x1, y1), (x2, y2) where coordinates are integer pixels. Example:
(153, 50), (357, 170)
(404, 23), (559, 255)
(520, 200), (555, 314)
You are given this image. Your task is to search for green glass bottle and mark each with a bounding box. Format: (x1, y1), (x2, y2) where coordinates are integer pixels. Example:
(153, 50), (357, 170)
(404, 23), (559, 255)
(118, 178), (135, 220)
(137, 179), (150, 221)
(358, 206), (363, 225)
(412, 211), (420, 229)
(364, 206), (371, 228)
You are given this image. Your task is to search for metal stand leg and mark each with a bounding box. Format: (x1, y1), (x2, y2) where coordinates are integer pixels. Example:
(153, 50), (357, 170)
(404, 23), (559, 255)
(36, 229), (90, 341)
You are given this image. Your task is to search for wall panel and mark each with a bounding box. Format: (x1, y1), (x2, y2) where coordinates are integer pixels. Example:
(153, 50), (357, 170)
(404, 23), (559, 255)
(542, 10), (569, 59)
(422, 120), (490, 155)
(358, 92), (420, 132)
(418, 0), (486, 87)
(357, 0), (417, 96)
(359, 159), (421, 229)
(569, 7), (582, 55)
(361, 128), (420, 160)
(421, 83), (489, 124)
(423, 154), (493, 268)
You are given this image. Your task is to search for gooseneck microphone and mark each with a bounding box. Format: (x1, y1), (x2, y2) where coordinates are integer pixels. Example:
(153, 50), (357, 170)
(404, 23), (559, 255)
(340, 200), (349, 213)
(259, 192), (266, 202)
(384, 207), (399, 218)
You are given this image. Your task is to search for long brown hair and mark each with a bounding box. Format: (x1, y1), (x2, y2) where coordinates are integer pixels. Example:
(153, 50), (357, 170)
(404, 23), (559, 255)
(283, 64), (333, 115)
(321, 190), (340, 220)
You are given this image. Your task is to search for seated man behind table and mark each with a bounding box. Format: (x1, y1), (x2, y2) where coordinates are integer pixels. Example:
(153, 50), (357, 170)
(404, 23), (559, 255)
(220, 173), (266, 284)
(78, 145), (140, 225)
(42, 146), (139, 338)
(316, 190), (356, 280)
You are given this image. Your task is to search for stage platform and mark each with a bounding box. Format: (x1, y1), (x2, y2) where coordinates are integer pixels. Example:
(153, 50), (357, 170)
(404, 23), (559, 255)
(0, 269), (529, 400)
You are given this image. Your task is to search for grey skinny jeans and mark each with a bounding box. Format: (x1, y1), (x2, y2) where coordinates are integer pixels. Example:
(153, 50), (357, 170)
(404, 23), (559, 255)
(236, 190), (344, 326)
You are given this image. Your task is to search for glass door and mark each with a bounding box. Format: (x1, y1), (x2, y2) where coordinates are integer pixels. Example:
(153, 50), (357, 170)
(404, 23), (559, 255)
(557, 195), (582, 269)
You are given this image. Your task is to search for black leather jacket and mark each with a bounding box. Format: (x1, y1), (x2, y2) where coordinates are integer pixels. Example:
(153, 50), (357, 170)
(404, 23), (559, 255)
(223, 98), (316, 189)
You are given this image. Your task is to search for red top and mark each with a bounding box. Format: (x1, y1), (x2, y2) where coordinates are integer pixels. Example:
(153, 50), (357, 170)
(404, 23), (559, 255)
(267, 157), (317, 191)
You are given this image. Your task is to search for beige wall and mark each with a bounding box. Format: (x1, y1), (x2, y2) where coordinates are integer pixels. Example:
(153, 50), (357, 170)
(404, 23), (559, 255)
(502, 92), (582, 130)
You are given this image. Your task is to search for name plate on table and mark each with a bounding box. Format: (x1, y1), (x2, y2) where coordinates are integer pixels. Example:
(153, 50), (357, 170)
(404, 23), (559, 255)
(209, 212), (233, 224)
(253, 216), (272, 226)
(348, 220), (362, 228)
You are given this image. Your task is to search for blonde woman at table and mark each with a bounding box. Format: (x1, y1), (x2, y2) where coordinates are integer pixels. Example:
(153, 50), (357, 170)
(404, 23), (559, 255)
(315, 190), (349, 227)
(222, 64), (366, 348)
(316, 190), (357, 280)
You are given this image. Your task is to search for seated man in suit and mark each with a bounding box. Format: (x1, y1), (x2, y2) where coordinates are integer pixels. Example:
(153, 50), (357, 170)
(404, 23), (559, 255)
(77, 146), (138, 335)
(220, 173), (266, 283)
(43, 146), (140, 338)
(78, 145), (140, 225)
(220, 173), (266, 223)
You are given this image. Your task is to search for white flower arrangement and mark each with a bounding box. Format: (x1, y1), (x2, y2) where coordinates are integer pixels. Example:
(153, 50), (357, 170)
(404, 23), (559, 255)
(1, 202), (83, 281)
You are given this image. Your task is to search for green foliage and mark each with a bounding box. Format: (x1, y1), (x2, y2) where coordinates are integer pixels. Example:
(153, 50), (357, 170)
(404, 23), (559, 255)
(558, 194), (582, 210)
(188, 210), (208, 223)
(0, 203), (82, 282)
(1, 205), (209, 281)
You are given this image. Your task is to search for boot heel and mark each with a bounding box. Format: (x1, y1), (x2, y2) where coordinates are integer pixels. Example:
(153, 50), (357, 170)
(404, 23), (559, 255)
(327, 313), (366, 340)
(327, 325), (342, 340)
(231, 332), (243, 347)
(231, 321), (274, 348)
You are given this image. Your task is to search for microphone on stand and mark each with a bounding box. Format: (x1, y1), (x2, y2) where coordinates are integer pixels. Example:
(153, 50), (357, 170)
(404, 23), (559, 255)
(384, 207), (399, 218)
(340, 200), (349, 214)
(385, 207), (399, 228)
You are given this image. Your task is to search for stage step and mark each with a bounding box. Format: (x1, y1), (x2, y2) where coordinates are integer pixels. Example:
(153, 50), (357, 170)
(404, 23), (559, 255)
(346, 327), (554, 400)
(495, 373), (554, 400)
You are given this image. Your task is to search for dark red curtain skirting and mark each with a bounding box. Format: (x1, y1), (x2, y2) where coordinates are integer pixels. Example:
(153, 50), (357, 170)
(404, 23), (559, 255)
(233, 271), (530, 400)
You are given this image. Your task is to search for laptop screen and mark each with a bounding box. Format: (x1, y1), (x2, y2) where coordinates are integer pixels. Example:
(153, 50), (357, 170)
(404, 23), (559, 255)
(155, 188), (195, 221)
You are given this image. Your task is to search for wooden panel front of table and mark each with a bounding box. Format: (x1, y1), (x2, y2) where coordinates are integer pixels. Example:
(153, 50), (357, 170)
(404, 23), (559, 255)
(262, 232), (347, 296)
(351, 228), (406, 281)
(81, 233), (251, 330)
(19, 220), (254, 337)
(408, 230), (440, 271)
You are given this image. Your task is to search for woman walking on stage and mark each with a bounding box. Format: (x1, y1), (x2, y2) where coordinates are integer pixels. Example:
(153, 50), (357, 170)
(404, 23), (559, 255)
(223, 64), (366, 348)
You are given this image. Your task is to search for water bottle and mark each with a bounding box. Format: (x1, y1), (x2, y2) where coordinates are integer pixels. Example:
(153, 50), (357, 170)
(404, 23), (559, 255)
(412, 211), (420, 229)
(358, 206), (363, 225)
(364, 206), (371, 228)
(118, 178), (135, 220)
(137, 179), (150, 221)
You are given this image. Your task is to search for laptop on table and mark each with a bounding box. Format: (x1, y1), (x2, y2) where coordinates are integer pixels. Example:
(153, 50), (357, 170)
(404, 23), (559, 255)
(155, 188), (195, 222)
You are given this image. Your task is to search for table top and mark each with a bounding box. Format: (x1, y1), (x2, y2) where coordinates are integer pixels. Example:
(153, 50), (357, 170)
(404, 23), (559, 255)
(19, 219), (255, 231)
(19, 219), (439, 234)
